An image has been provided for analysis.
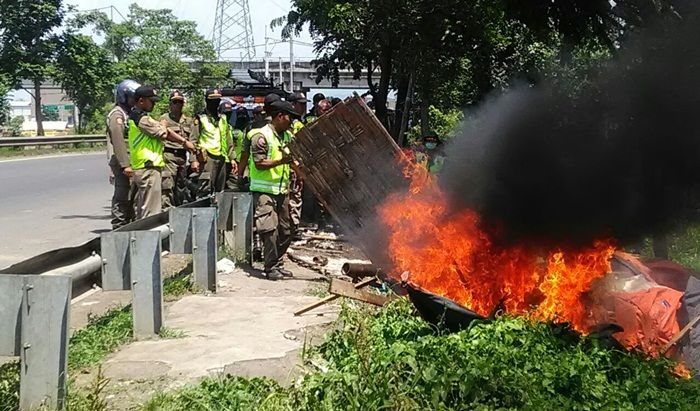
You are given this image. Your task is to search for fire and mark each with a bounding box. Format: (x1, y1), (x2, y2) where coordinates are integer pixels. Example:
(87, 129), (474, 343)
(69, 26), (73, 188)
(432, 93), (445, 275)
(379, 161), (616, 331)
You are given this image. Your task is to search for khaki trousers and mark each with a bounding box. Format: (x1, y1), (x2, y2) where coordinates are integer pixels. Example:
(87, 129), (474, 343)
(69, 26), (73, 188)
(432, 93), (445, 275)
(162, 150), (187, 209)
(199, 154), (227, 196)
(253, 192), (291, 272)
(133, 168), (162, 219)
(109, 157), (136, 229)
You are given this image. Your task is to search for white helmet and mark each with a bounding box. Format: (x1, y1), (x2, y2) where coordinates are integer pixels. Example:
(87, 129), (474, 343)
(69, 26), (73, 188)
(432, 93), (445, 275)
(114, 79), (141, 105)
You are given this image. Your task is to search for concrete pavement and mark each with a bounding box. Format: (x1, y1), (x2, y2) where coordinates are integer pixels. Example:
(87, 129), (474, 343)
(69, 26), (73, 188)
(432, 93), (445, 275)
(0, 152), (112, 268)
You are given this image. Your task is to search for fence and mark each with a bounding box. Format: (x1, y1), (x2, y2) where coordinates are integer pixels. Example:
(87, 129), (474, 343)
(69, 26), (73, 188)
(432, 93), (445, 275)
(0, 135), (104, 148)
(0, 192), (253, 410)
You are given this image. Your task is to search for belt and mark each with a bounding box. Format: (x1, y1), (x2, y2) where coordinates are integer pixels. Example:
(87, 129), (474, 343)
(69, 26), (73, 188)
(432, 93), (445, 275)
(164, 147), (187, 156)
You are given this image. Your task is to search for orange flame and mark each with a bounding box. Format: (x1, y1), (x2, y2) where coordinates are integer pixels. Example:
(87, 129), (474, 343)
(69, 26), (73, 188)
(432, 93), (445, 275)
(379, 161), (615, 331)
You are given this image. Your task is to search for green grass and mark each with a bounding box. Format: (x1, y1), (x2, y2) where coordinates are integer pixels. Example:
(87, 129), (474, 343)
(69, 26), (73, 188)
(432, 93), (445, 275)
(0, 273), (196, 410)
(68, 306), (133, 371)
(306, 281), (330, 298)
(0, 362), (19, 411)
(637, 223), (700, 271)
(163, 272), (194, 301)
(0, 144), (105, 158)
(159, 327), (187, 339)
(144, 299), (700, 411)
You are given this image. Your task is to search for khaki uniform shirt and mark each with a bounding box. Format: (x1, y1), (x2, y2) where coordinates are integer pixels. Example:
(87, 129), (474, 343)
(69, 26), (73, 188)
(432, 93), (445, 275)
(107, 105), (130, 168)
(131, 109), (168, 140)
(159, 112), (194, 149)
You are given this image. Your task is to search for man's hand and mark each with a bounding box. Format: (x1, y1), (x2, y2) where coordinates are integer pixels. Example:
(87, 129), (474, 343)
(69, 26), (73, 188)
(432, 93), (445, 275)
(191, 160), (200, 173)
(230, 160), (238, 175)
(184, 141), (196, 153)
(279, 154), (293, 165)
(122, 166), (134, 178)
(108, 169), (115, 185)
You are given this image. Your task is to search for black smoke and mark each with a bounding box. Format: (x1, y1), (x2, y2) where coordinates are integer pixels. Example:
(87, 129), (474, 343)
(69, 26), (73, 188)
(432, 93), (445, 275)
(440, 11), (700, 248)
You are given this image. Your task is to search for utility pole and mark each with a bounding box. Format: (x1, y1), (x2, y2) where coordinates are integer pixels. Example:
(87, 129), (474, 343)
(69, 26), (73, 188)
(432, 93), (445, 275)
(264, 28), (270, 78)
(289, 34), (295, 91)
(212, 0), (255, 61)
(279, 57), (284, 90)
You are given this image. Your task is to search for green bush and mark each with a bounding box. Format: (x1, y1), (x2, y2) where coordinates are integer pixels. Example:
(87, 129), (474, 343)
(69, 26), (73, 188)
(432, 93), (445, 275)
(408, 105), (464, 145)
(146, 299), (700, 410)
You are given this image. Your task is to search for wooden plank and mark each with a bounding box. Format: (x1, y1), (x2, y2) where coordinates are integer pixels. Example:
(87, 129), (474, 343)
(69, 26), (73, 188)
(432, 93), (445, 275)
(329, 278), (393, 306)
(294, 276), (378, 316)
(662, 313), (700, 354)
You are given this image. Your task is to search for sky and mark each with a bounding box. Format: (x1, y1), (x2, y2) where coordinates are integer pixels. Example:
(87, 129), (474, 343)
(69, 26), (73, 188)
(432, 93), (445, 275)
(66, 0), (317, 59)
(10, 1), (319, 102)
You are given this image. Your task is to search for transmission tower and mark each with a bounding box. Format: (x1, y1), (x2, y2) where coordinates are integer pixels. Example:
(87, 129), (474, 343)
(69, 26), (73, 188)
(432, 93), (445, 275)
(212, 0), (256, 61)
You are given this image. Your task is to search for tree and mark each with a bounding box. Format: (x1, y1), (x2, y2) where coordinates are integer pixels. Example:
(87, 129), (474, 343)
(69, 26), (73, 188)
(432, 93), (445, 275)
(8, 116), (24, 136)
(0, 0), (65, 136)
(54, 33), (115, 133)
(274, 0), (679, 140)
(71, 4), (229, 96)
(0, 79), (11, 127)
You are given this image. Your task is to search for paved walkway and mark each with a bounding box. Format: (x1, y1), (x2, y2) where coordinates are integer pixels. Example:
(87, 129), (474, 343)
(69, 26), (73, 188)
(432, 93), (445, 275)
(95, 261), (339, 409)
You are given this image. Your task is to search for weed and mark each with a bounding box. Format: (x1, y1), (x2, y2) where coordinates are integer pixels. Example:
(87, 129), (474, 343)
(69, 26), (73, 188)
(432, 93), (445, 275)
(306, 282), (329, 298)
(159, 327), (187, 339)
(65, 367), (109, 411)
(0, 361), (19, 411)
(69, 306), (133, 371)
(163, 274), (193, 301)
(145, 299), (700, 411)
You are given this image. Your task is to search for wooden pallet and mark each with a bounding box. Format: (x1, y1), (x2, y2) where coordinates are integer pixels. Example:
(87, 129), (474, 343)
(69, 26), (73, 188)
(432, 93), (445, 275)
(288, 96), (408, 264)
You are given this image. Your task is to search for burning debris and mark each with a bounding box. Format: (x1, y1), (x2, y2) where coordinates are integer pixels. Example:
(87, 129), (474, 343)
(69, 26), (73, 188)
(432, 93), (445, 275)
(289, 93), (699, 374)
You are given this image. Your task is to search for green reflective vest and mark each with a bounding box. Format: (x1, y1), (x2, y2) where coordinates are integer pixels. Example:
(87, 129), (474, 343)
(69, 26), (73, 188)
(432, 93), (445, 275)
(249, 124), (291, 195)
(233, 129), (246, 162)
(291, 119), (305, 135)
(429, 155), (445, 173)
(128, 119), (165, 169)
(198, 115), (229, 161)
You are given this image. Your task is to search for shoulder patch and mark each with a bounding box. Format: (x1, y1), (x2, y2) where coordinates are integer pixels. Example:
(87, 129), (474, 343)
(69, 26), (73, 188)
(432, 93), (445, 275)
(255, 135), (268, 149)
(116, 117), (123, 126)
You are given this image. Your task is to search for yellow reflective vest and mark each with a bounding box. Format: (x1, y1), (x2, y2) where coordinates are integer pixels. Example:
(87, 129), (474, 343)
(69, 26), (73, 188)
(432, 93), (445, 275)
(249, 124), (291, 195)
(128, 118), (164, 169)
(198, 114), (229, 161)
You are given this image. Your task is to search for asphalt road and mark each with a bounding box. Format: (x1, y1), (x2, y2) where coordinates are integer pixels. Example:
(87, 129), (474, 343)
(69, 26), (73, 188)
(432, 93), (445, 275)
(0, 152), (112, 268)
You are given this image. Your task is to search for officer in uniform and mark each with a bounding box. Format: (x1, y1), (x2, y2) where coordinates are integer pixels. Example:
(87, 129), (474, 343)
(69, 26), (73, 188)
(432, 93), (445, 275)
(249, 100), (297, 280)
(286, 92), (309, 231)
(128, 86), (196, 219)
(422, 133), (446, 174)
(191, 88), (230, 195)
(160, 90), (197, 208)
(237, 93), (281, 182)
(305, 98), (331, 124)
(227, 105), (250, 191)
(107, 79), (140, 229)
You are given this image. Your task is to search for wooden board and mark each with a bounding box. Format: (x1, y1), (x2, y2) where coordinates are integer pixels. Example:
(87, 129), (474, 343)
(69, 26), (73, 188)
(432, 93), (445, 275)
(329, 278), (394, 306)
(289, 97), (408, 262)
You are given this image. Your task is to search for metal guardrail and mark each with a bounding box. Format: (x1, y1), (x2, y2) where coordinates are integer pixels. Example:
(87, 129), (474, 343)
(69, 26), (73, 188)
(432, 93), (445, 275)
(0, 193), (255, 410)
(0, 135), (104, 148)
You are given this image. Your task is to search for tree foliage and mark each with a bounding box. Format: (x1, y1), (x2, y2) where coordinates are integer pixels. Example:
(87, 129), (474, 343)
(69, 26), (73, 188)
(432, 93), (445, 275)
(71, 4), (228, 94)
(54, 33), (115, 132)
(0, 0), (65, 135)
(274, 0), (683, 140)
